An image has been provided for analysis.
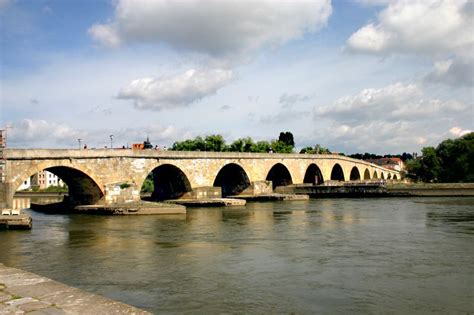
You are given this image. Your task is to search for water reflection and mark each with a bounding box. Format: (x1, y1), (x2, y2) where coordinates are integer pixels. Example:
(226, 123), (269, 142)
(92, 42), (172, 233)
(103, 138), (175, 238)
(1, 197), (473, 314)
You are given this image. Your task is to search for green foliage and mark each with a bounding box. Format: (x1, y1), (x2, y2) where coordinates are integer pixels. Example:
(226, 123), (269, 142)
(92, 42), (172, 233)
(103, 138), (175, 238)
(406, 132), (474, 183)
(271, 140), (293, 153)
(120, 183), (131, 189)
(42, 185), (68, 193)
(170, 132), (295, 153)
(300, 144), (331, 154)
(141, 174), (154, 193)
(349, 152), (414, 161)
(278, 132), (295, 147)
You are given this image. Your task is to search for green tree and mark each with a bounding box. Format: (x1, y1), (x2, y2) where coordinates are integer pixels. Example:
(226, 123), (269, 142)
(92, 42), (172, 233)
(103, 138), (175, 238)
(141, 174), (154, 193)
(419, 147), (442, 182)
(300, 144), (331, 154)
(278, 131), (295, 147)
(204, 134), (227, 151)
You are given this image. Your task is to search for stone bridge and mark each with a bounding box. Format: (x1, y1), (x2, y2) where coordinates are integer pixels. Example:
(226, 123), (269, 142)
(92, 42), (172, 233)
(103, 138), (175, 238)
(0, 149), (400, 209)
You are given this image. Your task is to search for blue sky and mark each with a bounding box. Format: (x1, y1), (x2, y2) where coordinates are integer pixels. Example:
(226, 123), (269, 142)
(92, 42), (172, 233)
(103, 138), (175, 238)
(1, 0), (472, 153)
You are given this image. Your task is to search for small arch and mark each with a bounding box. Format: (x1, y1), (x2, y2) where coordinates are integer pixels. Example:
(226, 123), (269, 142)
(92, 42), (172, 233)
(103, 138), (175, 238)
(266, 163), (293, 189)
(146, 164), (192, 201)
(381, 173), (385, 180)
(373, 170), (379, 179)
(304, 164), (324, 185)
(349, 166), (361, 181)
(364, 169), (371, 180)
(213, 163), (250, 197)
(393, 174), (398, 180)
(330, 163), (345, 181)
(387, 174), (392, 179)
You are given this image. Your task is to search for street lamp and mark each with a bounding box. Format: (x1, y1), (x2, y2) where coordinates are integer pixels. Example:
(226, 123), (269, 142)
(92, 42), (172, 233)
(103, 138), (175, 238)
(78, 138), (82, 149)
(109, 135), (114, 149)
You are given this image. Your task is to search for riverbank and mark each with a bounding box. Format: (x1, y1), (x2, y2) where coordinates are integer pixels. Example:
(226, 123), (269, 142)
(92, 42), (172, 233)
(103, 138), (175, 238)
(0, 263), (150, 314)
(289, 182), (474, 197)
(385, 183), (474, 196)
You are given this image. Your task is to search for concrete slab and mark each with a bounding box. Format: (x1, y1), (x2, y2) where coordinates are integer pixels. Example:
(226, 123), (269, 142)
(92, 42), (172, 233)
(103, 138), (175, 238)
(0, 264), (151, 314)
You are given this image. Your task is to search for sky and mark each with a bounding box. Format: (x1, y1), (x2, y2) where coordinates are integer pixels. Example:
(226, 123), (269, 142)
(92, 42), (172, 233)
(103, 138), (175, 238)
(1, 0), (473, 154)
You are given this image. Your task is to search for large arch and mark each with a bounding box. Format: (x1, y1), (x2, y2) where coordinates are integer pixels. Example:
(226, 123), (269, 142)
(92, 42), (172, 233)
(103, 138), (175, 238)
(330, 163), (345, 181)
(373, 170), (379, 179)
(393, 174), (398, 180)
(363, 169), (371, 180)
(303, 164), (324, 185)
(213, 163), (250, 197)
(266, 163), (293, 189)
(15, 166), (104, 206)
(147, 164), (192, 201)
(349, 166), (361, 181)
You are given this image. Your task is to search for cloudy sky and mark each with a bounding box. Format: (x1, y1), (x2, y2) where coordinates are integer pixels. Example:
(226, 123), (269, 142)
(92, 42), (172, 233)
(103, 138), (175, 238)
(1, 0), (472, 154)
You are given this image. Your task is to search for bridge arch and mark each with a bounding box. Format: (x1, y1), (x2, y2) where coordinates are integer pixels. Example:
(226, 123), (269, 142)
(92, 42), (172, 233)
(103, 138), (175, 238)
(363, 169), (371, 180)
(14, 163), (104, 206)
(349, 166), (361, 181)
(393, 174), (398, 180)
(373, 170), (379, 179)
(303, 163), (324, 185)
(266, 163), (293, 189)
(144, 164), (192, 201)
(387, 173), (392, 179)
(330, 163), (345, 181)
(381, 173), (385, 180)
(213, 163), (250, 197)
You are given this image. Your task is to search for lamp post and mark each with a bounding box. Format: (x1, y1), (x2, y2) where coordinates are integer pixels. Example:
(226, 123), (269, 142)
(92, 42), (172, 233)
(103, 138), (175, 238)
(78, 138), (82, 149)
(109, 135), (114, 149)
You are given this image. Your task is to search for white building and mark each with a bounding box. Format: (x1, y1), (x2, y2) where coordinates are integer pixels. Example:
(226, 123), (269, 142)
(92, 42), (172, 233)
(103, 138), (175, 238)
(18, 177), (31, 191)
(30, 170), (65, 190)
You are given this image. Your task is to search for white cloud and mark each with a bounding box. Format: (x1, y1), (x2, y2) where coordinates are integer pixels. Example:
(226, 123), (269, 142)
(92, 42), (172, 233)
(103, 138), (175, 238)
(89, 23), (121, 47)
(117, 68), (233, 110)
(346, 0), (474, 87)
(449, 127), (472, 137)
(425, 57), (474, 87)
(313, 82), (472, 153)
(89, 0), (332, 56)
(316, 83), (467, 122)
(7, 119), (192, 148)
(347, 0), (472, 56)
(8, 119), (83, 147)
(279, 93), (312, 108)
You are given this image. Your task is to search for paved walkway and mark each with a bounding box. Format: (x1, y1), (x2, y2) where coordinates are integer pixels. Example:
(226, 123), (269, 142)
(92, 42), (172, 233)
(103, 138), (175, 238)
(0, 263), (151, 314)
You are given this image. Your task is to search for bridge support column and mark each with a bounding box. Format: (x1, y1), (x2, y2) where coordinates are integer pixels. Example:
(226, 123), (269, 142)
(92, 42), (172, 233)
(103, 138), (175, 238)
(103, 183), (141, 204)
(241, 180), (273, 195)
(0, 182), (14, 209)
(181, 187), (222, 199)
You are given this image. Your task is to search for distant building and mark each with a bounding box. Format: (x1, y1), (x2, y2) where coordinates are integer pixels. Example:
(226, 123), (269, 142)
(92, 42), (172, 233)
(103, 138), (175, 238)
(18, 177), (31, 190)
(368, 157), (405, 171)
(29, 170), (65, 190)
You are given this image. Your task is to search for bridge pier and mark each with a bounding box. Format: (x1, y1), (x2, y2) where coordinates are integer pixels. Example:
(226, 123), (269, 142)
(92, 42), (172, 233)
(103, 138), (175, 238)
(0, 182), (14, 209)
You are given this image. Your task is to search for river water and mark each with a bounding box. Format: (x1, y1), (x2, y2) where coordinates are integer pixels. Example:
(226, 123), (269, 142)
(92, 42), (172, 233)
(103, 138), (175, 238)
(1, 197), (473, 314)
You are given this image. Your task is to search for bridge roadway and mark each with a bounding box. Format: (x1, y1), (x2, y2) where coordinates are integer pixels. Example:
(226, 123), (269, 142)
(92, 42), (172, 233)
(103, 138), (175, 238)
(0, 149), (400, 209)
